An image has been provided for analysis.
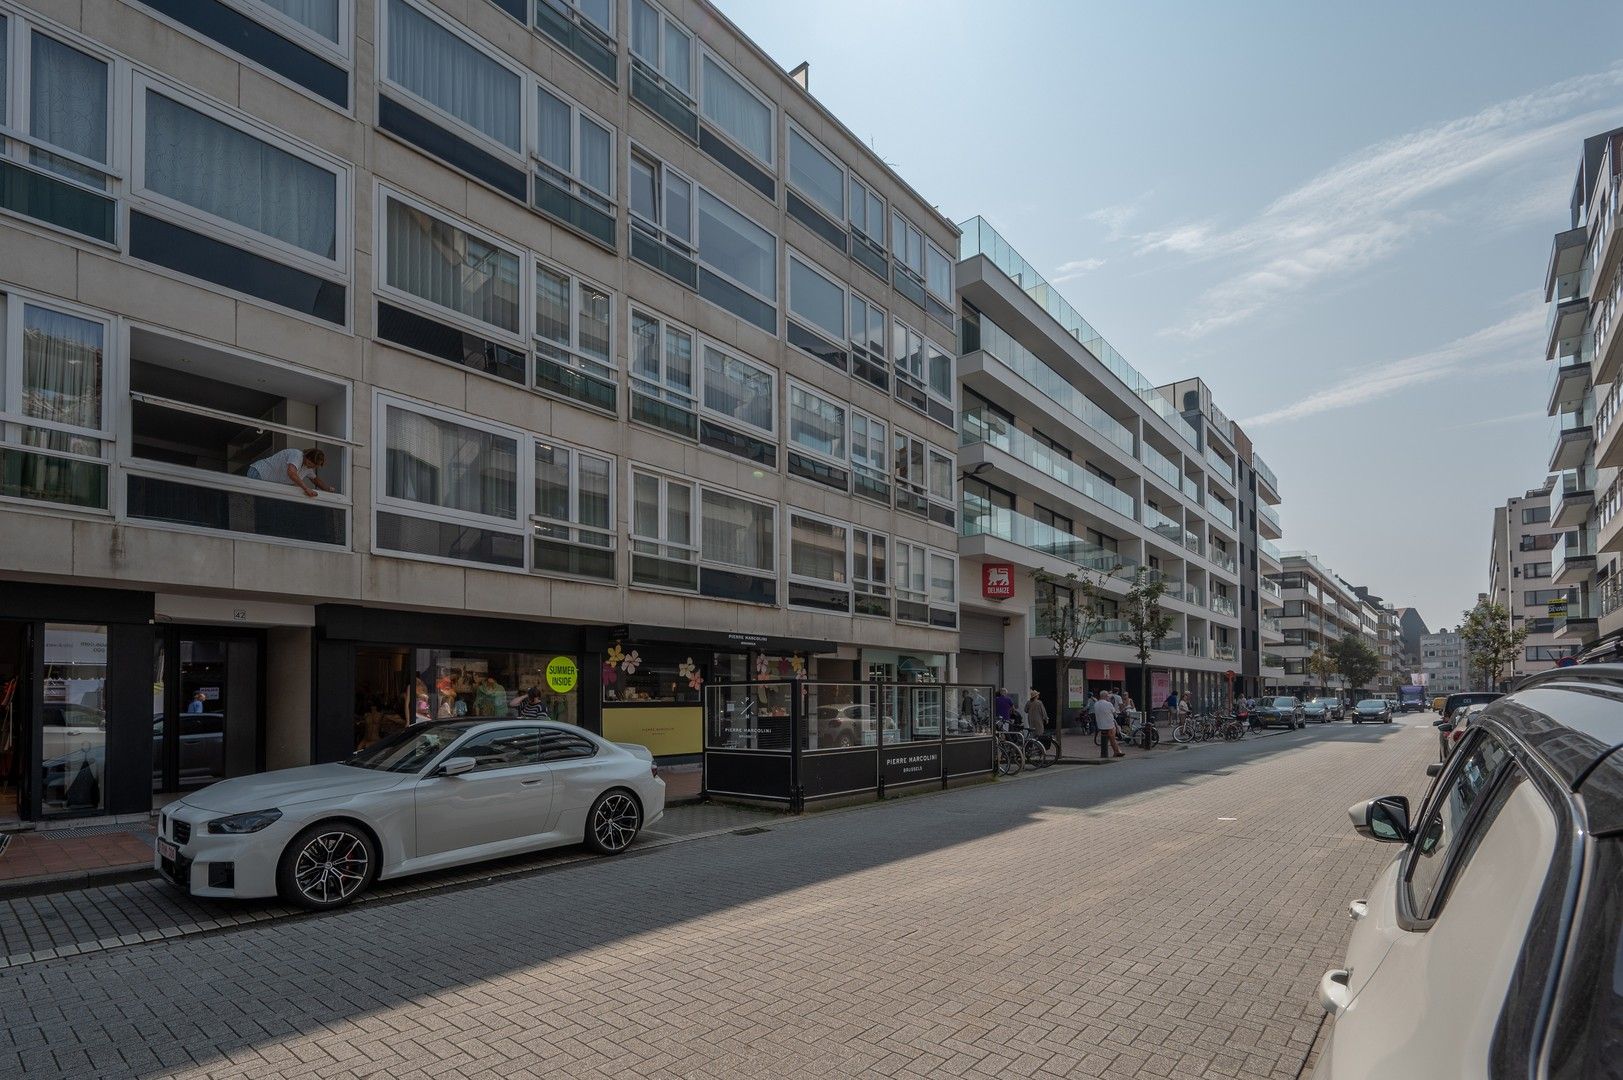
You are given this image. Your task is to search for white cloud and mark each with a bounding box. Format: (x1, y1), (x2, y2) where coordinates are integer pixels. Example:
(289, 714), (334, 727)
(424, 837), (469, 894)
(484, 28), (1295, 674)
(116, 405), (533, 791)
(1052, 257), (1105, 283)
(1141, 64), (1623, 339)
(1240, 301), (1543, 427)
(1435, 409), (1547, 433)
(1086, 193), (1153, 240)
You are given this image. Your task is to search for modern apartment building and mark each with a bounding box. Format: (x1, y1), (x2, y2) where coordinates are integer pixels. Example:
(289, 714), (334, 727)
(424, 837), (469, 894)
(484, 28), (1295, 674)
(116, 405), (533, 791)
(1268, 552), (1375, 697)
(1488, 481), (1577, 680)
(1351, 585), (1402, 694)
(952, 218), (1276, 718)
(0, 0), (965, 824)
(1421, 630), (1466, 694)
(1546, 126), (1623, 654)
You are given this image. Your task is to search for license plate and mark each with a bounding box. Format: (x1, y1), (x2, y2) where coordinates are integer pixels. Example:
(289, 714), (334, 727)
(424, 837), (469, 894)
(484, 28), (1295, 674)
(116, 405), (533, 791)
(157, 839), (177, 862)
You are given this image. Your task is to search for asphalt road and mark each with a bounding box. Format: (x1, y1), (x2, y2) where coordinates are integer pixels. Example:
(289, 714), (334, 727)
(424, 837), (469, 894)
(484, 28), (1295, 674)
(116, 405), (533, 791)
(0, 713), (1438, 1079)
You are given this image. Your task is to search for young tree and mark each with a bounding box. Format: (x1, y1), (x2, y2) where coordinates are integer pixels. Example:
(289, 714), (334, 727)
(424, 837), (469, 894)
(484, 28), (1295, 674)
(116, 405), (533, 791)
(1307, 645), (1338, 697)
(1031, 567), (1111, 737)
(1332, 635), (1382, 698)
(1118, 567), (1175, 727)
(1459, 599), (1529, 691)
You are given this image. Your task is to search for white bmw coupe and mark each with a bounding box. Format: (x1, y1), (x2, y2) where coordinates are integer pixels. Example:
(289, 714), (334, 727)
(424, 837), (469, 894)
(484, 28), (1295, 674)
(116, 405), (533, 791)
(155, 719), (665, 909)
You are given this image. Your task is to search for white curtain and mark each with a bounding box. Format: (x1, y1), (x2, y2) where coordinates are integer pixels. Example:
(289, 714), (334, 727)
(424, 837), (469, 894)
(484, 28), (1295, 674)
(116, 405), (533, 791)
(144, 92), (337, 259)
(29, 32), (107, 184)
(701, 56), (771, 162)
(385, 407), (517, 519)
(22, 305), (102, 432)
(535, 265), (571, 346)
(258, 0), (340, 41)
(630, 0), (659, 64)
(702, 490), (773, 571)
(791, 516), (845, 583)
(385, 199), (520, 333)
(536, 88), (572, 172)
(703, 347), (772, 432)
(578, 117), (611, 196)
(389, 0), (521, 152)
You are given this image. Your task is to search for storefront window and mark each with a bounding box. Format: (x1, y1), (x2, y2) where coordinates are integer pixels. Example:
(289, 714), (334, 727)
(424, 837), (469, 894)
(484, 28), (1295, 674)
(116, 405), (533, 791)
(601, 643), (704, 704)
(41, 623), (107, 815)
(353, 646), (581, 751)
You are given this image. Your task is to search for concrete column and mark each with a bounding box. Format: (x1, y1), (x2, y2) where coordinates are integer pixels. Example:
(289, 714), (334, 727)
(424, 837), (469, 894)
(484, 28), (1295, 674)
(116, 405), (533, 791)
(1004, 609), (1032, 700)
(265, 627), (313, 771)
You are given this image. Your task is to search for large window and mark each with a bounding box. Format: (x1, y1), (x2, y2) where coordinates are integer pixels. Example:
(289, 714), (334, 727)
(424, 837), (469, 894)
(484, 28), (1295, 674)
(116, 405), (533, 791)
(383, 0), (522, 153)
(251, 0), (345, 47)
(701, 343), (775, 437)
(895, 541), (929, 624)
(894, 431), (955, 523)
(850, 292), (886, 379)
(0, 293), (110, 510)
(535, 83), (614, 209)
(630, 0), (692, 98)
(789, 513), (849, 613)
(629, 306), (697, 434)
(533, 439), (613, 580)
(788, 126), (844, 220)
(848, 175), (885, 248)
(380, 193), (522, 337)
(853, 527), (889, 616)
(535, 260), (612, 388)
(22, 27), (111, 188)
(701, 488), (775, 576)
(891, 211), (923, 278)
(138, 84), (342, 264)
(926, 241), (953, 303)
(788, 382), (846, 463)
(850, 409), (888, 498)
(697, 188), (777, 303)
(926, 338), (954, 403)
(629, 148), (693, 250)
(788, 251), (845, 344)
(699, 51), (773, 164)
(630, 469), (696, 590)
(893, 319), (924, 389)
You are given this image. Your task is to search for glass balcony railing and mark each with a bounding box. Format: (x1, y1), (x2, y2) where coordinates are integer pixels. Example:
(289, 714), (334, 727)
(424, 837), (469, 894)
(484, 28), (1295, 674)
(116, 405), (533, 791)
(1262, 652), (1285, 670)
(1262, 615), (1283, 635)
(1206, 494), (1236, 528)
(1210, 594), (1237, 617)
(1260, 536), (1283, 564)
(1210, 549), (1237, 574)
(1204, 444), (1234, 485)
(961, 497), (1138, 575)
(1253, 454), (1278, 493)
(1213, 642), (1237, 662)
(1186, 639), (1207, 658)
(1142, 503), (1184, 545)
(1183, 529), (1203, 556)
(967, 312), (1135, 455)
(1155, 635), (1185, 654)
(1141, 441), (1181, 491)
(959, 216), (1200, 448)
(1182, 474), (1201, 501)
(961, 408), (1137, 519)
(1261, 576), (1282, 599)
(1599, 575), (1623, 619)
(1597, 379), (1623, 447)
(1258, 501), (1281, 532)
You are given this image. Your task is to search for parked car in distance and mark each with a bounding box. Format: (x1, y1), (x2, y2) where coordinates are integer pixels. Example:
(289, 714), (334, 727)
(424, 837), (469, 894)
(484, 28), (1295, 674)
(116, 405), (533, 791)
(1314, 666), (1623, 1079)
(154, 720), (665, 910)
(815, 704), (899, 747)
(1253, 695), (1305, 729)
(1303, 697), (1341, 723)
(1436, 704), (1484, 761)
(1351, 698), (1393, 724)
(1441, 691), (1502, 721)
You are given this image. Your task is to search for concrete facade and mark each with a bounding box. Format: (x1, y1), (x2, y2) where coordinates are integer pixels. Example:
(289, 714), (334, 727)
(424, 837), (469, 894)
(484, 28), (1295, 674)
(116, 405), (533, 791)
(1421, 630), (1466, 694)
(1488, 482), (1576, 681)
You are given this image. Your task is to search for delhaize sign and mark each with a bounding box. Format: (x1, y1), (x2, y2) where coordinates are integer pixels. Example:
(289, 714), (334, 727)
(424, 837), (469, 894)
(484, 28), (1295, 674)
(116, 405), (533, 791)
(982, 563), (1014, 600)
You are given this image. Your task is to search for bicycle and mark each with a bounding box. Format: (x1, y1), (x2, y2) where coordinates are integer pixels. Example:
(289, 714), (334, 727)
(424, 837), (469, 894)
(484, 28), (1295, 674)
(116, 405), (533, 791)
(1171, 709), (1197, 744)
(1121, 710), (1159, 750)
(991, 719), (1027, 776)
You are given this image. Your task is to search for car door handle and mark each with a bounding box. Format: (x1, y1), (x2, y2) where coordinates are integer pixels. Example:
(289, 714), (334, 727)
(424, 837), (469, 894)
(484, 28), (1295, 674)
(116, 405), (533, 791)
(1347, 899), (1369, 921)
(1319, 969), (1352, 1016)
(521, 777), (548, 786)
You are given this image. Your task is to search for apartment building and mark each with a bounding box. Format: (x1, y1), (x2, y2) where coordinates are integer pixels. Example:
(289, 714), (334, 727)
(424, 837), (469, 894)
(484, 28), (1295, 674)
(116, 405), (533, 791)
(1488, 482), (1577, 680)
(1394, 606), (1429, 678)
(1422, 630), (1466, 694)
(1351, 585), (1403, 694)
(1267, 552), (1373, 697)
(0, 0), (964, 824)
(952, 218), (1274, 718)
(1547, 127), (1623, 655)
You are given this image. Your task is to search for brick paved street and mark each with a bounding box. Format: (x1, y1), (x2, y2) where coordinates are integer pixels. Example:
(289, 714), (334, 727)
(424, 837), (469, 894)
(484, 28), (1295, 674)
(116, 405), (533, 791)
(0, 716), (1437, 1080)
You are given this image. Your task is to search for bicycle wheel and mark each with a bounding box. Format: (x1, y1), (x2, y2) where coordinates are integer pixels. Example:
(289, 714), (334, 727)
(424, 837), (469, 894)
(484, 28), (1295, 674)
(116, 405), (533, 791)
(996, 740), (1024, 776)
(1172, 720), (1193, 744)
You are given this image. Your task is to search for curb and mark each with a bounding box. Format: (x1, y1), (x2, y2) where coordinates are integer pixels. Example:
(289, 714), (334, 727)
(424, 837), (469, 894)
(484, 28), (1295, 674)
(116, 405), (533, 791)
(0, 864), (158, 902)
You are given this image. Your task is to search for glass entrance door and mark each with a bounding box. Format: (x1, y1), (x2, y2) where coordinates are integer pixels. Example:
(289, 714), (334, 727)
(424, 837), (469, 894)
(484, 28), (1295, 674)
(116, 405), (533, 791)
(154, 632), (261, 793)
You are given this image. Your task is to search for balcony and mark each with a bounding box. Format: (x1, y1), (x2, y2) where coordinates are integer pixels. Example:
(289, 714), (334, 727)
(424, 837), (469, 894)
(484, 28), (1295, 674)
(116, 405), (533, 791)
(1551, 470), (1595, 528)
(1262, 652), (1285, 673)
(1597, 269), (1623, 387)
(1209, 594), (1237, 618)
(1600, 575), (1623, 620)
(1204, 444), (1235, 488)
(1260, 576), (1282, 600)
(1259, 536), (1283, 569)
(1141, 503), (1185, 548)
(1205, 494), (1236, 529)
(1154, 635), (1186, 655)
(1257, 500), (1282, 539)
(1209, 548), (1237, 576)
(1545, 269), (1588, 362)
(1262, 615), (1284, 639)
(1212, 642), (1237, 662)
(1589, 146), (1621, 300)
(1253, 454), (1279, 501)
(1182, 528), (1203, 557)
(1553, 528), (1596, 586)
(1548, 349), (1592, 417)
(1140, 441), (1182, 495)
(1549, 409), (1594, 473)
(960, 407), (1137, 521)
(1600, 476), (1623, 555)
(1551, 592), (1598, 644)
(961, 498), (1138, 576)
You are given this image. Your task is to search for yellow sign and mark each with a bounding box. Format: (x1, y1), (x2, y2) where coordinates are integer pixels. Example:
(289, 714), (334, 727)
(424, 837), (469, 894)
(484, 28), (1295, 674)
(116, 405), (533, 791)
(601, 706), (702, 757)
(545, 656), (578, 693)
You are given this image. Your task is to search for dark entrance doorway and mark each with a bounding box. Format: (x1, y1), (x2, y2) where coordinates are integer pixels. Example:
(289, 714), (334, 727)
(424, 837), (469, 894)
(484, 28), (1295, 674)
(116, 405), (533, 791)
(0, 622), (26, 826)
(152, 630), (263, 795)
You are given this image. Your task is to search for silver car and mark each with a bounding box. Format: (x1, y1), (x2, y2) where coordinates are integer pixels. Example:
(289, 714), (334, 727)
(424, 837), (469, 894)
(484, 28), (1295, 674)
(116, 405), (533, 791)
(155, 720), (666, 909)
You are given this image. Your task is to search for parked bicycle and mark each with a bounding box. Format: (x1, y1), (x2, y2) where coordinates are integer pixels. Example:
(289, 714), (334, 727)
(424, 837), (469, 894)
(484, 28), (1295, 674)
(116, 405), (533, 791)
(991, 717), (1027, 775)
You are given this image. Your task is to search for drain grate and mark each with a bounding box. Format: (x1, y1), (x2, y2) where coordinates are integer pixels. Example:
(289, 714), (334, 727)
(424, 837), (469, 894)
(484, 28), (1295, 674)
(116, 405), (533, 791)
(33, 821), (154, 839)
(733, 827), (771, 836)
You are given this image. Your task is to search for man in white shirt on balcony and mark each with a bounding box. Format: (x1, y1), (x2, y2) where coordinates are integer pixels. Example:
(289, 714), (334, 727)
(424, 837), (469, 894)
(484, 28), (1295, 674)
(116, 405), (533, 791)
(246, 447), (334, 499)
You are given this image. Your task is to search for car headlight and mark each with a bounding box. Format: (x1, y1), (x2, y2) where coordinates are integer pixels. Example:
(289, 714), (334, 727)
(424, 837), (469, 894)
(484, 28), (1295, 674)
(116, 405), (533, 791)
(206, 808), (283, 834)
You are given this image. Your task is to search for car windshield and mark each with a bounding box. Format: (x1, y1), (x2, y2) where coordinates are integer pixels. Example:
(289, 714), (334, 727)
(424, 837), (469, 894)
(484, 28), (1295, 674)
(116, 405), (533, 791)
(1271, 697), (1295, 708)
(1308, 698), (1334, 706)
(345, 722), (479, 773)
(1357, 699), (1384, 708)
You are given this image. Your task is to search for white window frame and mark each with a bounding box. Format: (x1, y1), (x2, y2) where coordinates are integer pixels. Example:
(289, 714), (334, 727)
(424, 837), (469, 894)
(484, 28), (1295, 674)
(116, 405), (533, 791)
(547, 0), (614, 37)
(372, 391), (526, 535)
(890, 209), (924, 277)
(849, 407), (887, 486)
(628, 465), (699, 591)
(697, 45), (775, 167)
(928, 549), (958, 613)
(0, 287), (116, 515)
(787, 509), (851, 612)
(698, 337), (776, 439)
(534, 77), (616, 212)
(696, 185), (779, 311)
(786, 121), (845, 222)
(893, 318), (925, 388)
(895, 539), (929, 620)
(628, 143), (695, 254)
(226, 0), (353, 62)
(924, 335), (955, 408)
(849, 291), (887, 366)
(925, 240), (954, 303)
(131, 73), (351, 277)
(0, 13), (123, 202)
(851, 526), (889, 617)
(374, 184), (528, 347)
(628, 0), (693, 101)
(848, 173), (885, 249)
(786, 378), (847, 467)
(787, 248), (846, 346)
(534, 256), (613, 385)
(532, 435), (615, 576)
(926, 443), (956, 509)
(699, 482), (778, 580)
(628, 304), (697, 414)
(377, 0), (528, 162)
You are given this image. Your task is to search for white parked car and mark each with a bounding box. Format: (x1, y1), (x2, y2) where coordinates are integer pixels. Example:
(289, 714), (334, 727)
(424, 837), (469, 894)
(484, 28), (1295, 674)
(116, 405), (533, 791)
(155, 719), (665, 910)
(1313, 667), (1623, 1079)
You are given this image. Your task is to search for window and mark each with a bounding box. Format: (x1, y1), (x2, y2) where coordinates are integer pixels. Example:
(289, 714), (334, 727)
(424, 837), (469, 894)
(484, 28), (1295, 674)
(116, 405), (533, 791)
(891, 211), (923, 276)
(850, 410), (887, 486)
(788, 252), (845, 343)
(788, 127), (844, 220)
(533, 440), (614, 580)
(535, 729), (598, 761)
(535, 83), (615, 208)
(250, 0), (344, 46)
(1525, 588), (1572, 607)
(895, 541), (930, 624)
(893, 320), (924, 387)
(848, 175), (885, 247)
(926, 339), (954, 403)
(0, 294), (111, 510)
(1406, 736), (1516, 918)
(630, 0), (692, 97)
(926, 241), (953, 302)
(788, 383), (846, 463)
(1522, 505), (1551, 524)
(929, 552), (956, 612)
(551, 0), (613, 35)
(629, 149), (693, 249)
(697, 189), (777, 301)
(451, 725), (546, 772)
(853, 527), (889, 616)
(630, 469), (697, 590)
(535, 260), (612, 387)
(1526, 645), (1578, 662)
(384, 0), (522, 153)
(701, 343), (775, 436)
(628, 307), (697, 433)
(1523, 562), (1552, 580)
(701, 488), (776, 585)
(381, 402), (517, 522)
(789, 513), (849, 612)
(138, 85), (342, 264)
(380, 194), (522, 337)
(849, 292), (886, 380)
(699, 51), (773, 164)
(23, 28), (111, 188)
(1033, 505), (1073, 536)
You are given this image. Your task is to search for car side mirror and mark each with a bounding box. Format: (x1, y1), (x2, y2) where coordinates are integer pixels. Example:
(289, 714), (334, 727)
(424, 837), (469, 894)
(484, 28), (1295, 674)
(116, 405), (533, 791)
(1438, 722), (1455, 733)
(434, 756), (477, 778)
(1432, 719), (1447, 727)
(1349, 795), (1411, 843)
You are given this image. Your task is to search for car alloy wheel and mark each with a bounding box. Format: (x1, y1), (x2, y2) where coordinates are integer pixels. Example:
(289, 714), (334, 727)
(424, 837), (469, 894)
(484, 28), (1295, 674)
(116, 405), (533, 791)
(279, 823), (376, 910)
(587, 790), (642, 854)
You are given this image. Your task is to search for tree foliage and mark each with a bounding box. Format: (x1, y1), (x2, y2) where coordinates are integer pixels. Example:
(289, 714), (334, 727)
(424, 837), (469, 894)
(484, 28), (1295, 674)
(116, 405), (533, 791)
(1332, 635), (1382, 696)
(1118, 567), (1175, 714)
(1459, 599), (1529, 690)
(1307, 646), (1338, 694)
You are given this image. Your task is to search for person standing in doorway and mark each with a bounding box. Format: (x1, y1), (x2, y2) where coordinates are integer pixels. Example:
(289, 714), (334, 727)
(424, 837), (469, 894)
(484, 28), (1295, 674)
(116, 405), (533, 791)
(1093, 693), (1123, 758)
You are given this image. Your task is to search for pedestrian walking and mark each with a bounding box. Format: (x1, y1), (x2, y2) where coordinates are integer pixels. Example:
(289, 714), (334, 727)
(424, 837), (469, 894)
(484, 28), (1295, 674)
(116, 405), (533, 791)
(1093, 694), (1124, 758)
(994, 687), (1014, 727)
(1025, 689), (1048, 736)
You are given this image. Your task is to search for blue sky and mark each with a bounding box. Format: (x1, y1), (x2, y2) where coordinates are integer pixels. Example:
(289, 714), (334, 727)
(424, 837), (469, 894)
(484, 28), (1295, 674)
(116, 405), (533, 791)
(718, 0), (1623, 629)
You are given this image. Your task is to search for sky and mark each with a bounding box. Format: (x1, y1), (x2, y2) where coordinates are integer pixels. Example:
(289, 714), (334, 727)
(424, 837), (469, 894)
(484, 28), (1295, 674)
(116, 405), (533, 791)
(716, 0), (1623, 631)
